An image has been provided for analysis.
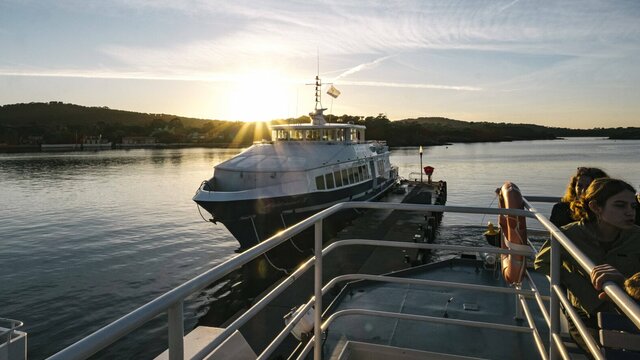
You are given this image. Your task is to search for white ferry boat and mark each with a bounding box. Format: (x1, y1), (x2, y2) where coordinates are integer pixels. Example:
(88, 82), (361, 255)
(193, 76), (398, 249)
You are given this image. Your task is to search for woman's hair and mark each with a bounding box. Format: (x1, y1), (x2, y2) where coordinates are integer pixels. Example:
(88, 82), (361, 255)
(571, 178), (635, 222)
(625, 272), (640, 301)
(561, 167), (609, 203)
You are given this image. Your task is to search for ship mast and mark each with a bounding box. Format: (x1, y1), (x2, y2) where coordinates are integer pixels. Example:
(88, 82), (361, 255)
(308, 55), (327, 125)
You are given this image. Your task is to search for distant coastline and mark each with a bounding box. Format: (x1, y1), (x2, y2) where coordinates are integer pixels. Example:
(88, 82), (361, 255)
(1, 102), (638, 153)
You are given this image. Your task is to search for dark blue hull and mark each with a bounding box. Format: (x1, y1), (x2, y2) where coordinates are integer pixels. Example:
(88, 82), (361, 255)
(196, 177), (397, 250)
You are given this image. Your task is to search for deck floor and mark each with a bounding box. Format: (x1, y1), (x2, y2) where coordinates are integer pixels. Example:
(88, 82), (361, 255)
(324, 260), (551, 360)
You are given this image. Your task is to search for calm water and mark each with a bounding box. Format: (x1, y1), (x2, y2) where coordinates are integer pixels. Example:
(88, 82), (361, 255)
(1, 138), (639, 359)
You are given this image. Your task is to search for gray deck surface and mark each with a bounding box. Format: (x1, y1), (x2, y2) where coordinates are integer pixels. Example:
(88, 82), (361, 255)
(235, 183), (444, 357)
(323, 260), (551, 360)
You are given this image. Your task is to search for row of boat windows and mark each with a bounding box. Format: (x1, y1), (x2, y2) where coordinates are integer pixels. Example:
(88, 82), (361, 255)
(272, 128), (365, 142)
(316, 164), (371, 190)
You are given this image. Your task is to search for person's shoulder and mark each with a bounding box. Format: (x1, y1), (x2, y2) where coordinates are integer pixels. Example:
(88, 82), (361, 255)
(560, 221), (588, 235)
(552, 202), (570, 211)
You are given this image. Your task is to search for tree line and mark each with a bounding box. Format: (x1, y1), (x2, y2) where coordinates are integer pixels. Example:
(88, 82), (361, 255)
(1, 102), (638, 147)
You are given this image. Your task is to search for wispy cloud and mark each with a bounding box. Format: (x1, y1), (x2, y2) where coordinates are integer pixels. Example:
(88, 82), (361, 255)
(0, 68), (232, 82)
(497, 0), (521, 13)
(333, 56), (393, 82)
(85, 0), (640, 78)
(339, 80), (481, 92)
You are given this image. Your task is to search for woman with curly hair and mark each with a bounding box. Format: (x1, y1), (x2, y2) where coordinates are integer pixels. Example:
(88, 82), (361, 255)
(535, 178), (640, 351)
(550, 167), (608, 228)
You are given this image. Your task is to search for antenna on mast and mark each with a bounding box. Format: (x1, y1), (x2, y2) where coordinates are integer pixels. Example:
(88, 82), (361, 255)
(315, 48), (321, 111)
(306, 49), (328, 125)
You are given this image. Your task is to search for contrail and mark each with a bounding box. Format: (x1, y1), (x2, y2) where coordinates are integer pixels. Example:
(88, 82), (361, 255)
(333, 55), (393, 82)
(339, 80), (482, 91)
(498, 0), (520, 13)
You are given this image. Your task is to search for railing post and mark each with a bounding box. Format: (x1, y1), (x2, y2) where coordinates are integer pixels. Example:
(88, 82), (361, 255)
(549, 235), (561, 360)
(168, 301), (184, 360)
(514, 285), (524, 321)
(314, 219), (323, 360)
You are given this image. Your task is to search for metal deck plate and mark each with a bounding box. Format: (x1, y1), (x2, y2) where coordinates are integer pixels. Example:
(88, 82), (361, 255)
(324, 259), (550, 360)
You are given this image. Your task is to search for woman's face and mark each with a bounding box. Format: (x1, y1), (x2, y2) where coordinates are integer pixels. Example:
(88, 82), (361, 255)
(575, 176), (593, 199)
(594, 190), (638, 229)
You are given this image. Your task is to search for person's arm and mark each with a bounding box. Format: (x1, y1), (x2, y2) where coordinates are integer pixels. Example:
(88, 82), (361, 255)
(535, 238), (606, 313)
(590, 264), (625, 300)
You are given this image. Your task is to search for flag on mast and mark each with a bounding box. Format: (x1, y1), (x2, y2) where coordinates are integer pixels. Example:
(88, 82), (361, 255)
(327, 85), (341, 98)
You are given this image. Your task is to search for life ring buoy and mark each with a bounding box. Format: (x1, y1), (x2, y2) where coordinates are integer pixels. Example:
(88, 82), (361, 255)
(497, 182), (528, 284)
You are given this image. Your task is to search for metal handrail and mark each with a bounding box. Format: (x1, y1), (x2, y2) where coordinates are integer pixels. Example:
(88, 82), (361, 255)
(48, 200), (640, 360)
(0, 318), (24, 344)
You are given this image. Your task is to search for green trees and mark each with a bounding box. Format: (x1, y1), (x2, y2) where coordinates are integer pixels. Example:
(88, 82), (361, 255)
(1, 102), (639, 147)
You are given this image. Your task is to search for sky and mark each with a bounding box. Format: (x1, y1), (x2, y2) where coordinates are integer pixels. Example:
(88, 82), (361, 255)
(1, 0), (639, 128)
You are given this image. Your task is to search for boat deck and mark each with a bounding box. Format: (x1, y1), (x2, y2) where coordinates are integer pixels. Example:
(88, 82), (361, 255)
(232, 182), (446, 356)
(324, 259), (550, 360)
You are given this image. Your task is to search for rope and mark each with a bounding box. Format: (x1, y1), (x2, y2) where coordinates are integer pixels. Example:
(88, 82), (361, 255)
(196, 204), (212, 223)
(250, 217), (288, 274)
(281, 213), (305, 253)
(263, 253), (289, 275)
(480, 192), (499, 226)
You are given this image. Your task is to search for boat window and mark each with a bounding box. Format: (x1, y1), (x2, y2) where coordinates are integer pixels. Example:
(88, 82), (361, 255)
(333, 170), (343, 187)
(336, 129), (344, 141)
(326, 130), (335, 141)
(377, 159), (384, 176)
(315, 175), (325, 190)
(341, 169), (349, 185)
(359, 165), (367, 180)
(348, 168), (355, 183)
(273, 129), (288, 141)
(292, 130), (303, 140)
(358, 129), (365, 142)
(325, 173), (335, 189)
(307, 130), (320, 141)
(353, 167), (360, 182)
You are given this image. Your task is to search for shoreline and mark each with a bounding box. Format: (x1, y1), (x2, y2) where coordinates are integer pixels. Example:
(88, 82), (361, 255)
(2, 136), (636, 154)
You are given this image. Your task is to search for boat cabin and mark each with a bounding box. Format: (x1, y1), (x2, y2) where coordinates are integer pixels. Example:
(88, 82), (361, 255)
(270, 123), (366, 143)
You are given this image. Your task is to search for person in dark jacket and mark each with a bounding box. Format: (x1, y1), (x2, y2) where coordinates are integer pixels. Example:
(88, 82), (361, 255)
(550, 167), (608, 228)
(536, 178), (640, 351)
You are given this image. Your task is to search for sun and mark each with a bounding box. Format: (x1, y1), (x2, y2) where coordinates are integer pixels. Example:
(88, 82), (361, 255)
(223, 70), (295, 122)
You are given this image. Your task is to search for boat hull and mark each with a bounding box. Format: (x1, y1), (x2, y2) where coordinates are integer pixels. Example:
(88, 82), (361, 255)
(195, 176), (397, 250)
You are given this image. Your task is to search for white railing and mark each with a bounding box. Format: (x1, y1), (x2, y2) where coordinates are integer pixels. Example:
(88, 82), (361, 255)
(47, 200), (640, 360)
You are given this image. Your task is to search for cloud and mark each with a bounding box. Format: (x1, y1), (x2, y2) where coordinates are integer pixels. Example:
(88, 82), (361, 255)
(4, 1), (640, 91)
(0, 68), (233, 82)
(333, 56), (394, 82)
(339, 80), (481, 92)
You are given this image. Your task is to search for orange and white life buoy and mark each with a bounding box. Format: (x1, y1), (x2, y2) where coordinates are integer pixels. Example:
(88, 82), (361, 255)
(497, 182), (528, 284)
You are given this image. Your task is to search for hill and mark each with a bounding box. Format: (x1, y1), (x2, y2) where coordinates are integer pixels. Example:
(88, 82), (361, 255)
(0, 102), (268, 146)
(1, 102), (638, 147)
(391, 117), (557, 144)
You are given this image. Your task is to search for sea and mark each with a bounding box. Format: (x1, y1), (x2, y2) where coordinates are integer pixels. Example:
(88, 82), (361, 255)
(1, 137), (639, 359)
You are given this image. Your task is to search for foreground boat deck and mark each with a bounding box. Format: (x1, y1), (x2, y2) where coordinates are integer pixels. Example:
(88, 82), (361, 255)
(323, 259), (551, 360)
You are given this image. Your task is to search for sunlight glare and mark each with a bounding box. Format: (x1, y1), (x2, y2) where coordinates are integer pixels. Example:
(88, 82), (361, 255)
(224, 71), (293, 122)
